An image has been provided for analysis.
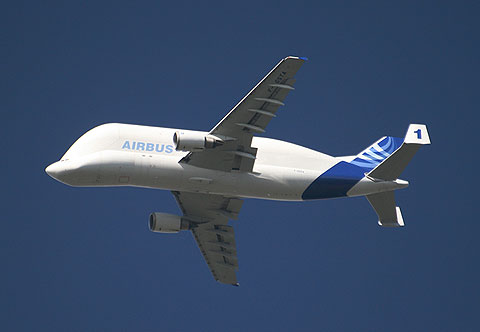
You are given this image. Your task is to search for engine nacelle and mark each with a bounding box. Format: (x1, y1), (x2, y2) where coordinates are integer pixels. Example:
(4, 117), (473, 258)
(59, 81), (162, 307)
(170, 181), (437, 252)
(149, 212), (190, 233)
(173, 131), (223, 151)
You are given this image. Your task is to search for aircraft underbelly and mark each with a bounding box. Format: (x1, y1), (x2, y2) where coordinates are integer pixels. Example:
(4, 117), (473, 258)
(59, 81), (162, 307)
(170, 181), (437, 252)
(76, 154), (403, 201)
(89, 153), (316, 201)
(58, 148), (360, 201)
(146, 161), (316, 201)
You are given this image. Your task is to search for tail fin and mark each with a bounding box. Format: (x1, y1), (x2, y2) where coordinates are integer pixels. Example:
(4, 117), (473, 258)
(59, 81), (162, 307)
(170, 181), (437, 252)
(367, 124), (430, 181)
(349, 124), (430, 181)
(349, 136), (404, 171)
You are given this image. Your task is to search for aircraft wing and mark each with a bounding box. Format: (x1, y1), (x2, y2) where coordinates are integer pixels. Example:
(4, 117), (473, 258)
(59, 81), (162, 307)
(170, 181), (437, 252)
(180, 56), (306, 172)
(172, 191), (243, 285)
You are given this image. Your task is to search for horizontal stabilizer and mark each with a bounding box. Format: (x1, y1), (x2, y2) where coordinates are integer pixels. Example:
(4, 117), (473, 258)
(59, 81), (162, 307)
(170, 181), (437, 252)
(366, 191), (404, 227)
(368, 124), (430, 181)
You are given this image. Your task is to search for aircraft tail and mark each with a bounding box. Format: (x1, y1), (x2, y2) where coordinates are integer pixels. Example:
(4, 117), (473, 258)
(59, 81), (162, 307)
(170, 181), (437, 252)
(350, 124), (431, 181)
(351, 124), (431, 227)
(367, 124), (431, 181)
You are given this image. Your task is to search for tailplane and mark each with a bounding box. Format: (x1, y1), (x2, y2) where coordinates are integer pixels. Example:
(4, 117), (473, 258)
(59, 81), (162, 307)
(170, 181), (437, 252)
(366, 191), (404, 227)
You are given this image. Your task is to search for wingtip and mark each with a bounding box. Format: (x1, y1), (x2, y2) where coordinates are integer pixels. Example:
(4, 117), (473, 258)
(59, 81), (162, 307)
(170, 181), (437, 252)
(286, 56), (308, 61)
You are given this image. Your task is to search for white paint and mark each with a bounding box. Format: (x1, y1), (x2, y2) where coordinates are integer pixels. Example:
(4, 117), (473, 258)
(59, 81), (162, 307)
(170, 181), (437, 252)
(45, 123), (415, 201)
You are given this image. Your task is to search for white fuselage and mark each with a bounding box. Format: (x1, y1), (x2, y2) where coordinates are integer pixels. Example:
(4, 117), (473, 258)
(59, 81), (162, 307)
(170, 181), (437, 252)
(46, 123), (407, 201)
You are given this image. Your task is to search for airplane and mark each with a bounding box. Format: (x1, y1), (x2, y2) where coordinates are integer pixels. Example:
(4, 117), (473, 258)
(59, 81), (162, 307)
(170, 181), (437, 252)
(45, 56), (431, 286)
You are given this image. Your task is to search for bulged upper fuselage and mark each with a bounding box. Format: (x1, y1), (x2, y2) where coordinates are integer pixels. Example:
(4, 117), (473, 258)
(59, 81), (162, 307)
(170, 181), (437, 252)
(45, 123), (407, 201)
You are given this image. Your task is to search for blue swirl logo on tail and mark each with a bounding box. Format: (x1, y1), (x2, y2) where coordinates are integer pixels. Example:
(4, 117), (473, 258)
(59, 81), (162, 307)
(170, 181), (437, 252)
(350, 136), (403, 170)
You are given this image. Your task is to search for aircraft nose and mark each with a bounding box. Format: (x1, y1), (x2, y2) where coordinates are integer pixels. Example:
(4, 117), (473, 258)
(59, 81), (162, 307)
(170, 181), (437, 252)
(45, 161), (64, 179)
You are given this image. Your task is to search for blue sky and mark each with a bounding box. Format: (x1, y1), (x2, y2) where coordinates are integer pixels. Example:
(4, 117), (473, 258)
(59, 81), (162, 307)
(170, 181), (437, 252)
(2, 1), (478, 331)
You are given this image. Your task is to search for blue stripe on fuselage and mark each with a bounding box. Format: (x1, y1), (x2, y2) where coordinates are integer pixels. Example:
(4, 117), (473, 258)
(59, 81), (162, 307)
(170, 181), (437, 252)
(301, 161), (366, 200)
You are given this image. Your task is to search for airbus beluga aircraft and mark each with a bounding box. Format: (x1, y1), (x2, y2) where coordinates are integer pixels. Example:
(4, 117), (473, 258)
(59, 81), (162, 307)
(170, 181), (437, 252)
(46, 56), (430, 285)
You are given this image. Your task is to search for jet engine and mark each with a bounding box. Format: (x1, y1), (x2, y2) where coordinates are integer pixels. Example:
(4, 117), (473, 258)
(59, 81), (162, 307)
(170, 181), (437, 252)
(149, 212), (191, 233)
(173, 131), (223, 151)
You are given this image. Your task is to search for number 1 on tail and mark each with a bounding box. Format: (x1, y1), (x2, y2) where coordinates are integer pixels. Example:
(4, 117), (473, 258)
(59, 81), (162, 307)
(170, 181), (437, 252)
(414, 129), (422, 139)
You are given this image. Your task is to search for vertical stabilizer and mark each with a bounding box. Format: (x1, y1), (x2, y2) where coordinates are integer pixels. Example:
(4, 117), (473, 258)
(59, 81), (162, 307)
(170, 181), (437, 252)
(367, 124), (430, 181)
